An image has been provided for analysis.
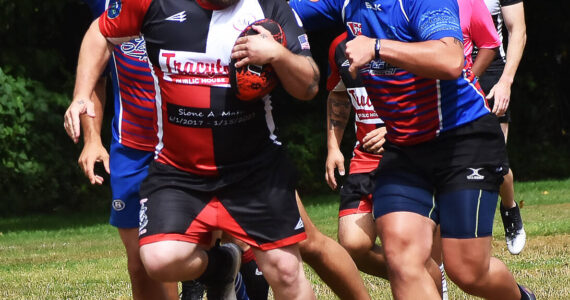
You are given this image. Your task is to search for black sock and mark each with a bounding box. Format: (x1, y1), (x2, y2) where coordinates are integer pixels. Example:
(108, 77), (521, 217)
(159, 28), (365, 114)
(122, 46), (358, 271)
(197, 246), (231, 286)
(240, 259), (269, 300)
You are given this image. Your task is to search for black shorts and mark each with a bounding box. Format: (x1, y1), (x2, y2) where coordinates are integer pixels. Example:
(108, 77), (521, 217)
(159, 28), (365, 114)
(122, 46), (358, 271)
(138, 149), (305, 250)
(338, 172), (375, 217)
(478, 67), (511, 124)
(373, 114), (509, 234)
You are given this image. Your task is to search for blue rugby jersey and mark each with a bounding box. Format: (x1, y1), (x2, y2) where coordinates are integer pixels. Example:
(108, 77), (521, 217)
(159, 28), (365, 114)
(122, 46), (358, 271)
(290, 0), (491, 145)
(84, 0), (157, 152)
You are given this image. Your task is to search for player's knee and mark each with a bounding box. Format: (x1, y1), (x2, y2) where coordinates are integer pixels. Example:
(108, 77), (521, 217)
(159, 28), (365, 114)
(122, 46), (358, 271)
(126, 255), (148, 278)
(139, 247), (175, 281)
(266, 258), (303, 289)
(445, 262), (488, 292)
(339, 235), (371, 259)
(298, 230), (327, 260)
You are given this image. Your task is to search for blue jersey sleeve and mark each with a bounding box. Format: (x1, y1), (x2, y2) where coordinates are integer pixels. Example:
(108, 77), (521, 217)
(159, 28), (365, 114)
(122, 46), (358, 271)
(405, 0), (463, 41)
(288, 0), (344, 32)
(82, 0), (107, 19)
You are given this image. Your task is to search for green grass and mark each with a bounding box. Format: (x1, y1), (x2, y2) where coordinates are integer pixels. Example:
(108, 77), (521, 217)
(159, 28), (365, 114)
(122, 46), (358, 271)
(1, 179), (569, 299)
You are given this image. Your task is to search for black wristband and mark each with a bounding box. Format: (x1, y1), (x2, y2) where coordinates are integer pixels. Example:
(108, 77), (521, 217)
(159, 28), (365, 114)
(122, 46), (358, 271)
(374, 39), (381, 60)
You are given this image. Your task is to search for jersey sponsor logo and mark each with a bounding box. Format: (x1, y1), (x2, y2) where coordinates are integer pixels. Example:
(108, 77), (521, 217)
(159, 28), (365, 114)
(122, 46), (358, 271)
(166, 11), (187, 23)
(112, 199), (126, 211)
(347, 22), (362, 36)
(233, 14), (258, 31)
(120, 37), (147, 61)
(159, 50), (230, 85)
(341, 59), (350, 67)
(294, 217), (304, 230)
(139, 198), (149, 236)
(365, 2), (382, 11)
(298, 34), (310, 50)
(467, 168), (485, 180)
(107, 0), (122, 19)
(367, 59), (398, 75)
(347, 87), (382, 124)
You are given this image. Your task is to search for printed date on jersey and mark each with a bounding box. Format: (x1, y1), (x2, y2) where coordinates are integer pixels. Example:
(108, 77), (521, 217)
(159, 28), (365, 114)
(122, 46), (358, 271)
(167, 103), (257, 128)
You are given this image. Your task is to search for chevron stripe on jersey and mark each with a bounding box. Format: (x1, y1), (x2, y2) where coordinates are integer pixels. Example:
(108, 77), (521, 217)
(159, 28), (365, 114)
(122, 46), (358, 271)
(110, 38), (157, 151)
(100, 0), (312, 176)
(292, 0), (492, 145)
(83, 0), (157, 152)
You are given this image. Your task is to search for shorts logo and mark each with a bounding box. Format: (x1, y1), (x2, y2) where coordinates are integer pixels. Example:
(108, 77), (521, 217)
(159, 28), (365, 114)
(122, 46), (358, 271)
(107, 0), (122, 19)
(294, 217), (304, 230)
(139, 198), (149, 236)
(467, 168), (485, 180)
(112, 199), (126, 211)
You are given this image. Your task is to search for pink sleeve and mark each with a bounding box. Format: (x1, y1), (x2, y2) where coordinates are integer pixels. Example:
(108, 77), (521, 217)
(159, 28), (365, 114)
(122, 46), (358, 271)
(470, 0), (501, 49)
(99, 0), (152, 39)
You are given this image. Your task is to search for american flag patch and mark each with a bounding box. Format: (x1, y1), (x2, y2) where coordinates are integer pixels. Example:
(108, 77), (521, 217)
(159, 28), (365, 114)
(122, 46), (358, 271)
(298, 34), (310, 50)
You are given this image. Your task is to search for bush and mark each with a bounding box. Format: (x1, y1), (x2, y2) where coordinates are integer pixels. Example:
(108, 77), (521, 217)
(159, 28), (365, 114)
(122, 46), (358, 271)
(0, 68), (108, 215)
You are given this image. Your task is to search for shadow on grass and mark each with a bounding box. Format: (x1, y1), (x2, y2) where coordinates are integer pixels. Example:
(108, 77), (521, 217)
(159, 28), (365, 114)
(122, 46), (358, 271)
(0, 210), (109, 233)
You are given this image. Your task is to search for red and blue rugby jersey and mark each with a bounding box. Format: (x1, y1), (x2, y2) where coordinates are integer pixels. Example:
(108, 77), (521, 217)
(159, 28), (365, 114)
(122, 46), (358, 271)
(291, 0), (491, 145)
(99, 0), (313, 176)
(327, 32), (383, 174)
(84, 0), (157, 152)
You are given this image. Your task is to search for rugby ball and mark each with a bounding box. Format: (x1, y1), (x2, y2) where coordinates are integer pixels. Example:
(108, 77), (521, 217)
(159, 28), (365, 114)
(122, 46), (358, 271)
(230, 19), (287, 101)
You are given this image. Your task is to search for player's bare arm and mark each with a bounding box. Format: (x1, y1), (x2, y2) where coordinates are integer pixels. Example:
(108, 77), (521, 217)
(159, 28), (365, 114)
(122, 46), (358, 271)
(65, 18), (113, 143)
(78, 77), (110, 185)
(346, 36), (464, 80)
(488, 2), (527, 116)
(67, 18), (112, 183)
(231, 25), (319, 100)
(325, 90), (350, 190)
(472, 47), (498, 77)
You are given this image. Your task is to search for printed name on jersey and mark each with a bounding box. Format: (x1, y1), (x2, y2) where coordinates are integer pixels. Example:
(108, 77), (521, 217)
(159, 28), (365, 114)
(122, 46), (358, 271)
(167, 103), (256, 128)
(365, 2), (382, 11)
(297, 34), (310, 50)
(107, 0), (122, 19)
(120, 38), (148, 61)
(166, 11), (187, 23)
(159, 50), (230, 86)
(347, 22), (362, 36)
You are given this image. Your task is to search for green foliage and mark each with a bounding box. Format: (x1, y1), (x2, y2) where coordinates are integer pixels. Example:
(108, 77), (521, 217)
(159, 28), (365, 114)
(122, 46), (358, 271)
(0, 68), (107, 215)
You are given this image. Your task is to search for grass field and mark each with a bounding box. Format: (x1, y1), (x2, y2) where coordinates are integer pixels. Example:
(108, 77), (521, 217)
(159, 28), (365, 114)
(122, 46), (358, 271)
(1, 179), (569, 299)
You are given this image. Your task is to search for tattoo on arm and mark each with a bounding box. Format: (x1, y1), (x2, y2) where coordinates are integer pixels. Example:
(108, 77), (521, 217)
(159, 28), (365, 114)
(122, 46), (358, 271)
(453, 38), (463, 48)
(305, 56), (320, 96)
(327, 92), (351, 130)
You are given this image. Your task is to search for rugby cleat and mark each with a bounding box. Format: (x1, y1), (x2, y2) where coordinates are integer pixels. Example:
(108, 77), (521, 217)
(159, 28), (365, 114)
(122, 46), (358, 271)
(206, 243), (242, 300)
(500, 202), (526, 255)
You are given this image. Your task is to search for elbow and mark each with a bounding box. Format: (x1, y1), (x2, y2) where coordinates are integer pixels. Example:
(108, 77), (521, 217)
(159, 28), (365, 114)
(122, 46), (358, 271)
(440, 56), (464, 80)
(296, 84), (319, 101)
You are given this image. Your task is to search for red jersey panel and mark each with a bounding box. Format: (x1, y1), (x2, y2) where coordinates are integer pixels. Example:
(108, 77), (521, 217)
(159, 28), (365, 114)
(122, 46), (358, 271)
(100, 0), (313, 176)
(327, 32), (383, 174)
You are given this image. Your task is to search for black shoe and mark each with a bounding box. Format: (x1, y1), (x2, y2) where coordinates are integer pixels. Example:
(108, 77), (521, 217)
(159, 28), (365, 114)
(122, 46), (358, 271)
(500, 202), (526, 255)
(180, 280), (205, 300)
(518, 284), (536, 300)
(206, 243), (242, 300)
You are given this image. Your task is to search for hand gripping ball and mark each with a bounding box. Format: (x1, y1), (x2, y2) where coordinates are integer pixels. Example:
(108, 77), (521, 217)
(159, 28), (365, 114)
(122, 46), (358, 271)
(230, 19), (287, 101)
